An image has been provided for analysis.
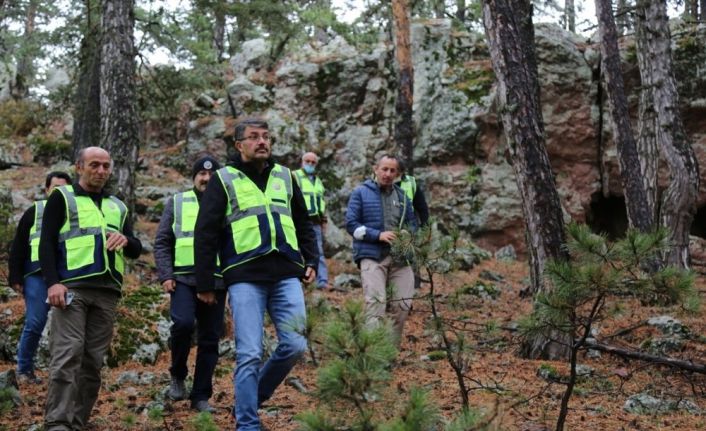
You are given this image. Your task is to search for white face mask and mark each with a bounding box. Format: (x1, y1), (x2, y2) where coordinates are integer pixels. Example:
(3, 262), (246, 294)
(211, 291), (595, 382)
(303, 164), (316, 174)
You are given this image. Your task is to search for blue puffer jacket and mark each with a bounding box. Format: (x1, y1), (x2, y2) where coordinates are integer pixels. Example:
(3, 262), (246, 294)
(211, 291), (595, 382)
(345, 179), (417, 264)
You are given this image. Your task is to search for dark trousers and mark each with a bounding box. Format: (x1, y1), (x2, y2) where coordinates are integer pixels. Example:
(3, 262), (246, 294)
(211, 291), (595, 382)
(169, 282), (226, 402)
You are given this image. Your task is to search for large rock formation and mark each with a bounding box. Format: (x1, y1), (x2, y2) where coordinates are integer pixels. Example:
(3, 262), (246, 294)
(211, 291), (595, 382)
(182, 21), (706, 255)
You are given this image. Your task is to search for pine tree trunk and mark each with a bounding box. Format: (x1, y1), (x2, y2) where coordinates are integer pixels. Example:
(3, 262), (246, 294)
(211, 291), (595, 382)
(101, 0), (139, 214)
(11, 0), (37, 100)
(701, 0), (705, 21)
(634, 10), (659, 222)
(639, 0), (700, 268)
(72, 0), (102, 161)
(564, 0), (575, 32)
(392, 0), (415, 174)
(616, 0), (630, 35)
(482, 0), (570, 359)
(456, 0), (466, 22)
(433, 0), (445, 18)
(213, 4), (226, 62)
(595, 0), (654, 233)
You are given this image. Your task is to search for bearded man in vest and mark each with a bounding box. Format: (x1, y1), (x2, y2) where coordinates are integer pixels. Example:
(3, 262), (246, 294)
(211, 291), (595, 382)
(154, 155), (225, 413)
(40, 147), (142, 431)
(8, 171), (71, 385)
(194, 118), (318, 430)
(293, 151), (330, 289)
(346, 154), (418, 346)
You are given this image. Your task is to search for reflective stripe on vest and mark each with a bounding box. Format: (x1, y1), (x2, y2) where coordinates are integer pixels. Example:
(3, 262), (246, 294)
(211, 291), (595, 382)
(173, 190), (198, 274)
(399, 176), (417, 202)
(293, 169), (325, 217)
(56, 185), (128, 285)
(24, 200), (46, 276)
(217, 164), (303, 271)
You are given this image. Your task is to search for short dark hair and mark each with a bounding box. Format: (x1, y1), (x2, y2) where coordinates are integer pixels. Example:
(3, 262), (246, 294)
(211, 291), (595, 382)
(234, 118), (269, 142)
(45, 171), (71, 188)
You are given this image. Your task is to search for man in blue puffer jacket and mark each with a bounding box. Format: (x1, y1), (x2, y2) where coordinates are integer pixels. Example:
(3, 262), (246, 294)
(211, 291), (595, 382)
(346, 154), (417, 345)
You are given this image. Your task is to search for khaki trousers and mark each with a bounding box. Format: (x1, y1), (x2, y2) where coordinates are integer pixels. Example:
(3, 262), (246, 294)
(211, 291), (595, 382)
(360, 256), (414, 345)
(44, 288), (119, 431)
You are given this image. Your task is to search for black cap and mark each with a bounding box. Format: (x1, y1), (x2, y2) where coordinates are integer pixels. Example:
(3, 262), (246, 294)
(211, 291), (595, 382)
(192, 156), (220, 179)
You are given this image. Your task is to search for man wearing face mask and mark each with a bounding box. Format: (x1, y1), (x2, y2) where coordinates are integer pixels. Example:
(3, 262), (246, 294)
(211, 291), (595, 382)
(293, 152), (329, 289)
(154, 155), (226, 413)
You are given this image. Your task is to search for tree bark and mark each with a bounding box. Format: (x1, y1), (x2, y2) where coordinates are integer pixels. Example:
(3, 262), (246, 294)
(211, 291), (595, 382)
(72, 0), (102, 161)
(634, 13), (659, 222)
(638, 0), (700, 268)
(11, 0), (38, 100)
(213, 2), (226, 62)
(595, 0), (654, 233)
(392, 0), (415, 174)
(456, 0), (466, 22)
(584, 339), (706, 373)
(564, 0), (575, 33)
(482, 0), (570, 359)
(101, 0), (140, 214)
(433, 0), (445, 18)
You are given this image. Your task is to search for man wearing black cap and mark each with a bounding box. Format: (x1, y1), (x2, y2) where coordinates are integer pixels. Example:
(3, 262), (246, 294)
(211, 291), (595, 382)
(154, 155), (225, 413)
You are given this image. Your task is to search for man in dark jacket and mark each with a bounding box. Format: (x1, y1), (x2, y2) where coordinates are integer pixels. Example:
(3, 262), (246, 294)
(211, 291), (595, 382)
(41, 147), (142, 431)
(154, 155), (225, 413)
(346, 154), (417, 345)
(194, 118), (318, 431)
(9, 170), (71, 384)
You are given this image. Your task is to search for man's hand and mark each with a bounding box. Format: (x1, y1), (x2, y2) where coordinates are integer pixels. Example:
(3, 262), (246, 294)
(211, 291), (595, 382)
(106, 231), (128, 251)
(47, 283), (69, 308)
(379, 231), (397, 244)
(197, 291), (217, 305)
(303, 266), (316, 284)
(162, 279), (176, 293)
(11, 283), (23, 295)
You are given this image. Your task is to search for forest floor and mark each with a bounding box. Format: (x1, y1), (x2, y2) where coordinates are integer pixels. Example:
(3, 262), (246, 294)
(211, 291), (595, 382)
(2, 254), (706, 431)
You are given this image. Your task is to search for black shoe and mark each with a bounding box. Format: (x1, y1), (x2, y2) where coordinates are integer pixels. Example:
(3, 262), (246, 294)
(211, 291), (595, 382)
(166, 377), (187, 400)
(18, 371), (42, 384)
(192, 400), (216, 413)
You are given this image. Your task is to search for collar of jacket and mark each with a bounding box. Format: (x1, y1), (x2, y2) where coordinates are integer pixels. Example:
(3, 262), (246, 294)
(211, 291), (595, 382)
(228, 153), (274, 178)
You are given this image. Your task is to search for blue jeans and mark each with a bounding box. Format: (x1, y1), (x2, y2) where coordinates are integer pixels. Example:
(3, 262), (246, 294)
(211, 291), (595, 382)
(17, 274), (50, 374)
(312, 224), (328, 288)
(169, 282), (226, 402)
(228, 278), (307, 430)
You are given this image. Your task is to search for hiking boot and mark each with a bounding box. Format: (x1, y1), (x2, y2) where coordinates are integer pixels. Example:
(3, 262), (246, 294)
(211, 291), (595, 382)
(17, 371), (42, 384)
(191, 399), (216, 413)
(166, 377), (187, 401)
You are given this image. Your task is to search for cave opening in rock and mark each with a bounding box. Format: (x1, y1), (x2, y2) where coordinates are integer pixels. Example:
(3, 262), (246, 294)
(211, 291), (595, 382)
(586, 193), (628, 240)
(690, 205), (706, 239)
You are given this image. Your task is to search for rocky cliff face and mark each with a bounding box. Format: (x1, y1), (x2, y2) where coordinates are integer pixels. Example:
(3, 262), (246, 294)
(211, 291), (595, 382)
(181, 20), (706, 255)
(4, 21), (704, 257)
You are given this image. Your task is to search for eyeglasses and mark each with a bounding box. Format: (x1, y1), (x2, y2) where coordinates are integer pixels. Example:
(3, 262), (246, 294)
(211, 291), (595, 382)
(243, 134), (270, 142)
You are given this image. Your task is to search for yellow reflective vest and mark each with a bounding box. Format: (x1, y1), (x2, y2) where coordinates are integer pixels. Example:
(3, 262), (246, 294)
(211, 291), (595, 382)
(24, 200), (46, 276)
(55, 185), (128, 286)
(216, 164), (303, 272)
(293, 169), (326, 217)
(399, 175), (417, 202)
(172, 190), (221, 276)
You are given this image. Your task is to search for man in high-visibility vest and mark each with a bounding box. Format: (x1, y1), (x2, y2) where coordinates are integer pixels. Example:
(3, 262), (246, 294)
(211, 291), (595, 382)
(293, 151), (329, 289)
(40, 147), (142, 431)
(396, 160), (429, 227)
(194, 117), (318, 431)
(154, 155), (225, 413)
(8, 171), (71, 385)
(396, 160), (429, 289)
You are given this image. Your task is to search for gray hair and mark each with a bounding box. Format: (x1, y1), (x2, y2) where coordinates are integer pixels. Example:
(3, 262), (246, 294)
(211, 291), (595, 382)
(234, 118), (269, 141)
